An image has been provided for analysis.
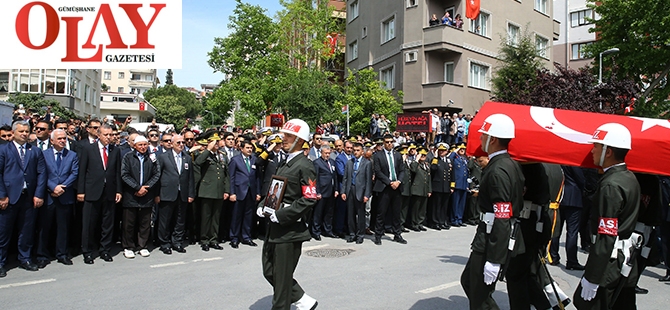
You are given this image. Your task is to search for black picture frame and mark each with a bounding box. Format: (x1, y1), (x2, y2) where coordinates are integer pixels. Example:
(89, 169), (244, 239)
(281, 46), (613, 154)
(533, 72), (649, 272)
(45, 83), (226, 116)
(264, 175), (288, 212)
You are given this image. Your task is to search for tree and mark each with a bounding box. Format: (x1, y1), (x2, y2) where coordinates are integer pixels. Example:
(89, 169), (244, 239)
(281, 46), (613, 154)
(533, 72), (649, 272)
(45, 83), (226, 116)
(101, 83), (110, 92)
(491, 27), (545, 104)
(143, 85), (202, 128)
(584, 0), (670, 118)
(337, 68), (403, 135)
(165, 69), (174, 85)
(7, 93), (76, 120)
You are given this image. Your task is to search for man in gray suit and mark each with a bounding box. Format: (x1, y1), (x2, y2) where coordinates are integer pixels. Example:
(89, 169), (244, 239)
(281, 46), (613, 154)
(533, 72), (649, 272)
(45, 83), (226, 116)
(341, 143), (372, 244)
(156, 135), (195, 254)
(307, 133), (323, 161)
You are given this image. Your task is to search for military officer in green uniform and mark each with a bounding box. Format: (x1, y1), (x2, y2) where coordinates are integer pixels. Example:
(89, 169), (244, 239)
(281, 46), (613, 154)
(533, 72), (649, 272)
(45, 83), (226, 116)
(256, 119), (318, 310)
(409, 147), (432, 231)
(574, 123), (640, 310)
(194, 130), (230, 251)
(461, 114), (525, 310)
(397, 146), (413, 230)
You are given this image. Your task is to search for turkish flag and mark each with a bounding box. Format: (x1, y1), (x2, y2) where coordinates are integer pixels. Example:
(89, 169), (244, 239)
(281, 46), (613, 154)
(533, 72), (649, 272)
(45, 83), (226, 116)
(466, 0), (481, 20)
(467, 102), (670, 177)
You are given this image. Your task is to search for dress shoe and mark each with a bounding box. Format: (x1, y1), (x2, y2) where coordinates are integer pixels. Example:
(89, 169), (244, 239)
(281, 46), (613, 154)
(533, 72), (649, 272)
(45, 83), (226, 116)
(659, 275), (670, 282)
(123, 249), (135, 259)
(210, 243), (224, 250)
(548, 260), (560, 266)
(337, 233), (346, 239)
(230, 241), (239, 249)
(100, 252), (113, 262)
(161, 247), (172, 255)
(566, 263), (585, 271)
(419, 226), (427, 231)
(356, 238), (364, 244)
(346, 236), (355, 243)
(37, 260), (50, 269)
(441, 224), (451, 230)
(409, 226), (421, 232)
(401, 228), (409, 233)
(393, 235), (408, 244)
(19, 261), (38, 271)
(311, 235), (321, 241)
(201, 244), (210, 251)
(0, 267), (6, 277)
(365, 228), (374, 235)
(84, 255), (95, 264)
(429, 224), (441, 231)
(374, 237), (382, 245)
(323, 232), (337, 238)
(57, 257), (73, 265)
(242, 240), (258, 247)
(635, 286), (648, 294)
(458, 223), (467, 227)
(172, 246), (186, 253)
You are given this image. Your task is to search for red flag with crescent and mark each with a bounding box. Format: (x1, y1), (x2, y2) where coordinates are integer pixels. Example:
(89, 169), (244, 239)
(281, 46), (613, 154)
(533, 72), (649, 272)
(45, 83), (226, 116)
(466, 101), (670, 176)
(466, 0), (481, 20)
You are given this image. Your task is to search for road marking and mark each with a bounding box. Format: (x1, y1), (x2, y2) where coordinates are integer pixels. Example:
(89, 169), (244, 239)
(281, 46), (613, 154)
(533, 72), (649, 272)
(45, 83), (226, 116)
(202, 257), (223, 262)
(0, 278), (56, 289)
(416, 281), (461, 294)
(303, 244), (329, 251)
(150, 262), (187, 268)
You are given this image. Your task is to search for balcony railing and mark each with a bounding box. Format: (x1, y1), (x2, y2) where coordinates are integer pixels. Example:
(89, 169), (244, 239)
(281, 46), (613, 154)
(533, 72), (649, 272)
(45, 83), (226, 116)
(423, 24), (465, 51)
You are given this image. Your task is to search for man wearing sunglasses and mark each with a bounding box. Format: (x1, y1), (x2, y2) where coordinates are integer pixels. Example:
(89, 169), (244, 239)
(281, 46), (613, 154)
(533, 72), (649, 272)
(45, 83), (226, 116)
(183, 130), (195, 151)
(147, 129), (161, 154)
(160, 132), (173, 153)
(32, 119), (52, 151)
(76, 119), (101, 154)
(307, 134), (323, 161)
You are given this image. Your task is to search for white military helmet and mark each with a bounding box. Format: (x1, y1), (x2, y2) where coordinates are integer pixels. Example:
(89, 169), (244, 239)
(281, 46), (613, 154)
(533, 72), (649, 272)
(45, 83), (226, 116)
(280, 119), (310, 142)
(587, 123), (632, 150)
(478, 114), (515, 139)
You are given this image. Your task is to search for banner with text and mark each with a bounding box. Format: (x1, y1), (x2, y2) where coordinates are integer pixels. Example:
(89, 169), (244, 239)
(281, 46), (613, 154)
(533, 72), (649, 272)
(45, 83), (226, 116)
(0, 0), (182, 69)
(396, 113), (431, 132)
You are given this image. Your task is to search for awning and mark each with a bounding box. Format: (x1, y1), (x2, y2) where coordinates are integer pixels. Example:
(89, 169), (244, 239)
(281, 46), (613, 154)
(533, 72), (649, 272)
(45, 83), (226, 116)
(466, 102), (670, 176)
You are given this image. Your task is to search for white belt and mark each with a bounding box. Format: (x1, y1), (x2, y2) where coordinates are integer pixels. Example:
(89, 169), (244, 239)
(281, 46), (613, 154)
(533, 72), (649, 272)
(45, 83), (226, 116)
(480, 212), (495, 234)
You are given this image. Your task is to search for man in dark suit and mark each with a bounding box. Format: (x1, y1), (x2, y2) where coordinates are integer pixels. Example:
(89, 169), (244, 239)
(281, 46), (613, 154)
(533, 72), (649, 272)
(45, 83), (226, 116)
(156, 134), (195, 254)
(342, 143), (372, 244)
(312, 145), (338, 240)
(36, 129), (78, 268)
(0, 120), (47, 276)
(334, 140), (353, 237)
(32, 119), (52, 151)
(77, 124), (122, 264)
(307, 133), (322, 161)
(76, 119), (101, 152)
(147, 129), (162, 154)
(229, 140), (261, 248)
(549, 165), (586, 270)
(54, 119), (76, 151)
(372, 134), (407, 245)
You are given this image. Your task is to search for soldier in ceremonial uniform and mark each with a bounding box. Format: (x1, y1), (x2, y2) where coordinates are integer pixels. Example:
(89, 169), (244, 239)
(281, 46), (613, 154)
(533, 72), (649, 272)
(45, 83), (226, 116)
(397, 146), (413, 231)
(449, 143), (470, 227)
(461, 114), (525, 309)
(574, 123), (640, 310)
(256, 119), (318, 310)
(465, 156), (487, 225)
(428, 143), (453, 230)
(409, 147), (431, 231)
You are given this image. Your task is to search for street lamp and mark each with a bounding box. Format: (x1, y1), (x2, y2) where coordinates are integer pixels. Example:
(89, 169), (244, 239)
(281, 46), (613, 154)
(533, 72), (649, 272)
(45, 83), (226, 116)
(204, 109), (214, 126)
(598, 47), (620, 109)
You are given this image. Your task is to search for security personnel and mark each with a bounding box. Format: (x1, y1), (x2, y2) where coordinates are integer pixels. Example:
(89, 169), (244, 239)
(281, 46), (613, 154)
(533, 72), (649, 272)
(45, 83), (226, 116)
(574, 123), (640, 309)
(461, 114), (525, 309)
(409, 147), (431, 231)
(256, 119), (318, 310)
(429, 143), (452, 230)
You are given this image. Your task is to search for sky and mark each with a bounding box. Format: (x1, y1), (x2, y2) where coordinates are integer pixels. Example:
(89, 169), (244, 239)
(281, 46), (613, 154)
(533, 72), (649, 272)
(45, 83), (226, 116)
(157, 0), (283, 88)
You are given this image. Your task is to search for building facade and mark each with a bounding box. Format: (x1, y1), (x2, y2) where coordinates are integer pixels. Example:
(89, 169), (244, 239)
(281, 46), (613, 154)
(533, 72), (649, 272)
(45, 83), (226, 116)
(0, 69), (101, 117)
(99, 92), (156, 124)
(101, 69), (158, 95)
(345, 0), (559, 114)
(553, 0), (596, 69)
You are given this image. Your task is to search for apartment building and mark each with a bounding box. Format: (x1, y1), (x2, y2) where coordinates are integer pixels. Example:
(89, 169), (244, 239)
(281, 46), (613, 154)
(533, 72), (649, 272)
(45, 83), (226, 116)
(100, 92), (156, 123)
(345, 0), (559, 114)
(0, 69), (101, 117)
(101, 69), (158, 95)
(553, 0), (596, 69)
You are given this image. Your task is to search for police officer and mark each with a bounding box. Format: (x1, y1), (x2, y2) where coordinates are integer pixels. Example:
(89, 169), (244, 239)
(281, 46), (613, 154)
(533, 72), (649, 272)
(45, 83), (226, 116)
(428, 143), (452, 230)
(256, 119), (318, 310)
(574, 123), (640, 309)
(460, 114), (525, 309)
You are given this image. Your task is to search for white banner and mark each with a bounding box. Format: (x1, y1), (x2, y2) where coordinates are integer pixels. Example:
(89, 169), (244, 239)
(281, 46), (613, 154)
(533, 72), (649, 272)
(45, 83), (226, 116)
(0, 0), (182, 69)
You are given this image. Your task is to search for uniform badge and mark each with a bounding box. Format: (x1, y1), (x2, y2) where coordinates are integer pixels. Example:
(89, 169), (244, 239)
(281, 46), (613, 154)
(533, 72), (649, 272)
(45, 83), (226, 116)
(597, 217), (618, 236)
(184, 163), (189, 170)
(251, 165), (256, 170)
(302, 179), (317, 199)
(431, 158), (438, 165)
(493, 202), (512, 219)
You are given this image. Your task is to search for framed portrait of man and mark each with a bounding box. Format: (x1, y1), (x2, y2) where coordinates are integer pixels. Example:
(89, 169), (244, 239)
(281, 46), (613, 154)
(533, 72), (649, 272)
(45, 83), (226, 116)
(263, 175), (287, 214)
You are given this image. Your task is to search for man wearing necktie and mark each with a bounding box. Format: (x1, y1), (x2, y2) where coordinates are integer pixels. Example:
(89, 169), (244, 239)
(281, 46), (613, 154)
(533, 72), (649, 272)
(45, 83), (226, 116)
(341, 143), (372, 244)
(334, 140), (354, 238)
(229, 140), (261, 248)
(311, 145), (339, 240)
(372, 134), (407, 245)
(32, 119), (51, 151)
(0, 120), (47, 277)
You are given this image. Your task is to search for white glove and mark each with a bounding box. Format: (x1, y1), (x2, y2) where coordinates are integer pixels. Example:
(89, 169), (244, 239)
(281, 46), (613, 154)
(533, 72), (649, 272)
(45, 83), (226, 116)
(256, 207), (265, 218)
(270, 212), (279, 223)
(580, 277), (599, 301)
(483, 261), (500, 285)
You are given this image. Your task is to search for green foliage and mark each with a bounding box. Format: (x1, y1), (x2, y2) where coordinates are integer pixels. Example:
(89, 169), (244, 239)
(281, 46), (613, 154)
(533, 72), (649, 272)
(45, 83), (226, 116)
(7, 93), (76, 120)
(165, 69), (174, 85)
(143, 84), (202, 128)
(491, 27), (545, 103)
(338, 68), (403, 135)
(101, 83), (110, 92)
(233, 108), (259, 130)
(584, 0), (670, 118)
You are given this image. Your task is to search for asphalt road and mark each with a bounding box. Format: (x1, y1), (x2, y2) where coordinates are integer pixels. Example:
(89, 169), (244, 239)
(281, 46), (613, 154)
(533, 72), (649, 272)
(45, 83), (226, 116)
(1, 224), (669, 309)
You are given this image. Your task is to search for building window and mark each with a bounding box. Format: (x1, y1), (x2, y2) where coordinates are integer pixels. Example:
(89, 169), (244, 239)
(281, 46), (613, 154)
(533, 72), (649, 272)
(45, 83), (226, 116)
(118, 87), (124, 93)
(0, 72), (9, 93)
(348, 40), (358, 62)
(469, 62), (489, 89)
(118, 72), (125, 79)
(85, 85), (91, 103)
(469, 12), (489, 37)
(381, 16), (396, 44)
(380, 65), (395, 89)
(536, 35), (549, 58)
(362, 27), (367, 38)
(571, 42), (592, 59)
(570, 9), (594, 27)
(349, 1), (359, 22)
(145, 75), (153, 82)
(534, 0), (547, 14)
(10, 69), (69, 95)
(103, 71), (111, 80)
(507, 23), (520, 46)
(406, 0), (417, 8)
(131, 88), (139, 94)
(131, 73), (141, 80)
(406, 51), (418, 63)
(444, 62), (454, 83)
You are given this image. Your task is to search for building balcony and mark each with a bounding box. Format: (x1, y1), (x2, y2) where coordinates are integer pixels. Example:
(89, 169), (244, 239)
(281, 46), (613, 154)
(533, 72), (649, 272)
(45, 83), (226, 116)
(422, 82), (465, 108)
(129, 69), (155, 74)
(423, 24), (465, 52)
(128, 80), (154, 88)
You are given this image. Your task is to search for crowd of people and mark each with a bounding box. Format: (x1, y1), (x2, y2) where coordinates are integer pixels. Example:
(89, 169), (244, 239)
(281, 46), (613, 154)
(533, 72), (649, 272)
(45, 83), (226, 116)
(429, 12), (464, 29)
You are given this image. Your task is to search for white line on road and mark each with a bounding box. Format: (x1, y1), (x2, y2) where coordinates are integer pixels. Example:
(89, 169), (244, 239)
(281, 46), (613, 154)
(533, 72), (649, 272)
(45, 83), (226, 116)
(302, 244), (329, 252)
(150, 262), (187, 268)
(0, 278), (56, 289)
(202, 257), (223, 262)
(415, 281), (461, 294)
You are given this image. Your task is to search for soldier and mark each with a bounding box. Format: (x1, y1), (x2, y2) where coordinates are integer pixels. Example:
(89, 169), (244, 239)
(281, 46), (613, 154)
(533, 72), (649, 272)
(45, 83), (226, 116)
(428, 143), (453, 231)
(460, 114), (525, 309)
(397, 146), (413, 231)
(464, 156), (487, 225)
(409, 148), (432, 231)
(256, 119), (318, 310)
(574, 123), (640, 309)
(449, 143), (470, 227)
